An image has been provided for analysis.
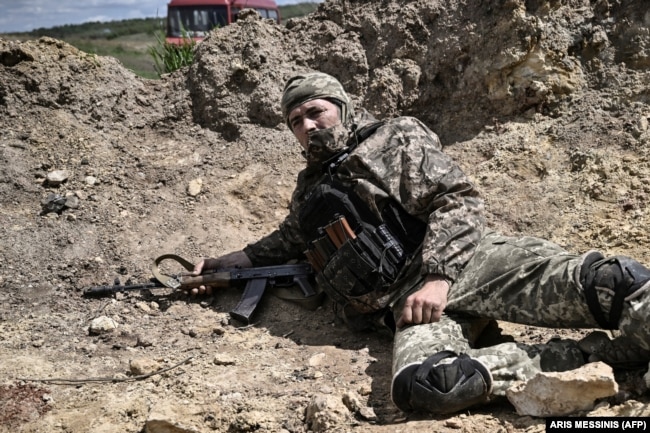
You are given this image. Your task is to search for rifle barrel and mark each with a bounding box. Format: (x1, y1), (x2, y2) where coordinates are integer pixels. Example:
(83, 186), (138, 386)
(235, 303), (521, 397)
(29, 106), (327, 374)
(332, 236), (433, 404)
(83, 281), (160, 297)
(83, 263), (314, 297)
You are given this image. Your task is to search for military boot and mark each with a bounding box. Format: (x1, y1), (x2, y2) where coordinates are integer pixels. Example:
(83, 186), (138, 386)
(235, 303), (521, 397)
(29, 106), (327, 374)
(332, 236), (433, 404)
(578, 330), (650, 369)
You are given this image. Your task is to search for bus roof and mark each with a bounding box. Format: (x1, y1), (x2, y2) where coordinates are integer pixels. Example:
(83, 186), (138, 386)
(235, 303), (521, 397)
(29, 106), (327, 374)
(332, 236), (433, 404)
(168, 0), (279, 8)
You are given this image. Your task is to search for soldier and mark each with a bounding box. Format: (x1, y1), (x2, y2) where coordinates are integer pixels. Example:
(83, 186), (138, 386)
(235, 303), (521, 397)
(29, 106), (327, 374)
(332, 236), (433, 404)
(192, 72), (650, 414)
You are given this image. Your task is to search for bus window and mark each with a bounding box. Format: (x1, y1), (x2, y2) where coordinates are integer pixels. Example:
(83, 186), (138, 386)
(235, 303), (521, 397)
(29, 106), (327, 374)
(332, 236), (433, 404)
(167, 6), (228, 38)
(232, 7), (280, 22)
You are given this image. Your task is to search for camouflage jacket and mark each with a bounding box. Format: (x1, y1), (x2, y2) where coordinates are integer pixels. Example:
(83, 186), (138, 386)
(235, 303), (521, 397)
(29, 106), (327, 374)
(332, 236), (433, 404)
(244, 111), (485, 285)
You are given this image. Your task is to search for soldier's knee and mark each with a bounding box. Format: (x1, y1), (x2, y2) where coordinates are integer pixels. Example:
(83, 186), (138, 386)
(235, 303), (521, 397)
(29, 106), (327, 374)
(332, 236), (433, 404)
(580, 252), (650, 329)
(391, 351), (492, 414)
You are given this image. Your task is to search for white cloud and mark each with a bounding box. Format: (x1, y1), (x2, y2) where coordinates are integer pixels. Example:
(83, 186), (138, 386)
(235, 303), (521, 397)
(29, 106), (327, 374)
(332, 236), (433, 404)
(0, 1), (167, 32)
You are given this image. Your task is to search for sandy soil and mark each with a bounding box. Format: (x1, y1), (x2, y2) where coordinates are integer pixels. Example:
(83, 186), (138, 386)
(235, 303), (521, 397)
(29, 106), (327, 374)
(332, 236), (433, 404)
(1, 1), (650, 431)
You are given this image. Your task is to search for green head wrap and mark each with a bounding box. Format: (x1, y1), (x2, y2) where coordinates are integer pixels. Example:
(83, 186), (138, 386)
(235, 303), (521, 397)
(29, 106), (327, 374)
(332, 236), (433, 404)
(280, 72), (354, 128)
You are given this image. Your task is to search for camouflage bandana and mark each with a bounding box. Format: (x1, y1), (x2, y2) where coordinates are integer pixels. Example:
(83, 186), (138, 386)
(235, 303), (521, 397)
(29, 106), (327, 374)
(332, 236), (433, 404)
(281, 72), (355, 128)
(303, 122), (351, 167)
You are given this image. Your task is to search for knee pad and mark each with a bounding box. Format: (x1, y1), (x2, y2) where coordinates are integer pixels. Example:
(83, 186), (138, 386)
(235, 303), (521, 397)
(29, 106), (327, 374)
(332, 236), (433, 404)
(581, 252), (650, 329)
(391, 351), (492, 414)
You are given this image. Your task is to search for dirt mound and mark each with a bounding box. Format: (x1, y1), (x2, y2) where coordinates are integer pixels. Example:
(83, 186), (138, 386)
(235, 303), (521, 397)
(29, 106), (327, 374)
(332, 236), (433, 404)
(1, 1), (649, 432)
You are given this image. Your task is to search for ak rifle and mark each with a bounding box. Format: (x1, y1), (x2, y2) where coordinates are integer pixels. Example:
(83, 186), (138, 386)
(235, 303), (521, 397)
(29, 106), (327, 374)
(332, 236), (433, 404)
(83, 254), (316, 324)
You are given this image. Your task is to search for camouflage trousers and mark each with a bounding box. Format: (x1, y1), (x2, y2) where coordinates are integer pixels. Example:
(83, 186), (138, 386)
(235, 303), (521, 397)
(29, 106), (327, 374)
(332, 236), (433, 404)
(391, 231), (650, 395)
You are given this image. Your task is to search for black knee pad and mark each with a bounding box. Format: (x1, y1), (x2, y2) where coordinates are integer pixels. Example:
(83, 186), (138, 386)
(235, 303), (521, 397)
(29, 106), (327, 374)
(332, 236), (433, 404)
(391, 351), (492, 414)
(581, 252), (650, 329)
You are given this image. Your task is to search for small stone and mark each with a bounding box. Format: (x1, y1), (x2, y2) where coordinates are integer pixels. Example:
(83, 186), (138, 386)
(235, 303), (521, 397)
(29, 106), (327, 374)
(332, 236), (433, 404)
(213, 354), (236, 366)
(136, 335), (155, 347)
(444, 419), (463, 429)
(342, 391), (361, 412)
(136, 302), (152, 312)
(85, 176), (98, 186)
(89, 316), (117, 335)
(199, 299), (213, 308)
(309, 353), (326, 367)
(305, 394), (351, 433)
(40, 193), (66, 214)
(358, 405), (377, 421)
(129, 358), (161, 376)
(187, 178), (202, 197)
(46, 169), (70, 186)
(64, 195), (80, 209)
(357, 383), (372, 396)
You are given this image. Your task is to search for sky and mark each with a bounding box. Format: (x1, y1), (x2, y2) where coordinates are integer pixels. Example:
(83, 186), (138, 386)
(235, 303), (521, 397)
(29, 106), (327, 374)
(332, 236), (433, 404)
(0, 0), (319, 33)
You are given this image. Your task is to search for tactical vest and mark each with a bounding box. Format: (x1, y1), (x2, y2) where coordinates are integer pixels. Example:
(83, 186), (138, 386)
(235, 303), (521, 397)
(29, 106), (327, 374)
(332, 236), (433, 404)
(298, 122), (426, 313)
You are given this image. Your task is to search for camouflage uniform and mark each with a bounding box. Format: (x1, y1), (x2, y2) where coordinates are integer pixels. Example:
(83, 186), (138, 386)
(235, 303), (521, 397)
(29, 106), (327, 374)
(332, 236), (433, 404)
(244, 112), (484, 300)
(243, 73), (650, 413)
(392, 232), (606, 396)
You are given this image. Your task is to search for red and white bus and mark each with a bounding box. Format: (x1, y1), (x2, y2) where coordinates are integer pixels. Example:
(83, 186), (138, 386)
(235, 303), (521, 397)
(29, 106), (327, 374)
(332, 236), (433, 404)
(166, 0), (281, 45)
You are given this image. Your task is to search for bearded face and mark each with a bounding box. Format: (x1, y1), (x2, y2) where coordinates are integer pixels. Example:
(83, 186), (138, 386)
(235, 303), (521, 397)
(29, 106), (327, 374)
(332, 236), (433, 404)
(303, 122), (351, 167)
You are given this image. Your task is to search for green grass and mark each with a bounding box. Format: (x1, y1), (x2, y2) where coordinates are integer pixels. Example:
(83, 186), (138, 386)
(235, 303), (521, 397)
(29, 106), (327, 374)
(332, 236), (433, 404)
(65, 33), (159, 78)
(149, 30), (196, 77)
(280, 2), (321, 20)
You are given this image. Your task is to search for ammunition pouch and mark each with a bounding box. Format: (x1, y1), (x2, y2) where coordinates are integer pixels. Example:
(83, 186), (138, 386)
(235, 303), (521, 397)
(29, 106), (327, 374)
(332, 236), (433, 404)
(315, 227), (408, 313)
(300, 182), (426, 313)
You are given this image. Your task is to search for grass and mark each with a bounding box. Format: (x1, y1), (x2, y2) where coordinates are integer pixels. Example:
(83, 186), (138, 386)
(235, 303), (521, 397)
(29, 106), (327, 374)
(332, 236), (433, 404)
(66, 34), (160, 78)
(149, 30), (196, 77)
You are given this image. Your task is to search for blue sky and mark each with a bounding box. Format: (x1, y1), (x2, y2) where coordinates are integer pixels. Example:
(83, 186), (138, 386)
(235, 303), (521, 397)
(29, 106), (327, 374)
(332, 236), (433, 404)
(0, 0), (321, 33)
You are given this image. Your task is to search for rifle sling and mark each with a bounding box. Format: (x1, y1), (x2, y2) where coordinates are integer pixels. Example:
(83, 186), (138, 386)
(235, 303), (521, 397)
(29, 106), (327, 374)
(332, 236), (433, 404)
(152, 254), (196, 289)
(151, 255), (320, 323)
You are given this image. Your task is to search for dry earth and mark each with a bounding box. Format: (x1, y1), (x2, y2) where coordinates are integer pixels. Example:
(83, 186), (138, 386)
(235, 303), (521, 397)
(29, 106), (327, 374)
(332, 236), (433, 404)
(1, 1), (650, 432)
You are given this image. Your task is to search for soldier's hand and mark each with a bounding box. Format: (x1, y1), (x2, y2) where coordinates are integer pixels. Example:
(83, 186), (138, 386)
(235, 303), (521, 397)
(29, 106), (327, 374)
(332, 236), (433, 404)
(187, 251), (253, 297)
(396, 275), (450, 328)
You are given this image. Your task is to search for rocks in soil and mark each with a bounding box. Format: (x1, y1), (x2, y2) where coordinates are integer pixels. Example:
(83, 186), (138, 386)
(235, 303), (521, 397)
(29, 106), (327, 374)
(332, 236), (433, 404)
(506, 362), (619, 417)
(305, 393), (353, 432)
(145, 401), (200, 433)
(2, 0), (650, 431)
(45, 169), (70, 187)
(129, 358), (161, 376)
(88, 316), (117, 335)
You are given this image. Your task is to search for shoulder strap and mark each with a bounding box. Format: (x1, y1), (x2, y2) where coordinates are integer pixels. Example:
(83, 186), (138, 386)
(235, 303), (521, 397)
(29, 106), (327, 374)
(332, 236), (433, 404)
(323, 121), (385, 175)
(356, 120), (386, 142)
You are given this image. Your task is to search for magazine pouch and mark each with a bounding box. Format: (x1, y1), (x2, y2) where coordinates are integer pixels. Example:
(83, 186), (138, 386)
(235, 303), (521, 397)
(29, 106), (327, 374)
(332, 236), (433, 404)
(300, 182), (418, 311)
(315, 228), (403, 313)
(299, 182), (376, 242)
